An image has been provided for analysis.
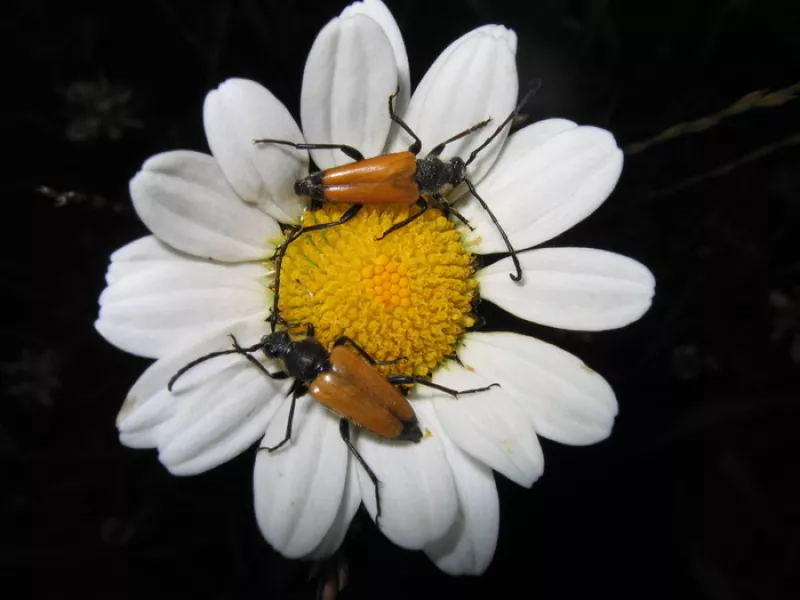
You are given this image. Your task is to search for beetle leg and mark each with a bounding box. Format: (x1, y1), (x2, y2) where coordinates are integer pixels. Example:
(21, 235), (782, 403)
(294, 204), (363, 236)
(268, 224), (302, 332)
(333, 336), (407, 367)
(332, 336), (378, 363)
(447, 206), (475, 231)
(269, 205), (363, 331)
(229, 335), (290, 380)
(388, 88), (422, 155)
(274, 203), (363, 286)
(330, 337), (370, 362)
(387, 376), (500, 397)
(339, 418), (382, 526)
(374, 197), (428, 241)
(268, 224), (300, 260)
(333, 336), (407, 368)
(260, 383), (305, 452)
(310, 553), (349, 600)
(273, 203), (363, 295)
(373, 357), (407, 366)
(463, 178), (523, 282)
(428, 118), (492, 158)
(432, 192), (475, 231)
(253, 139), (365, 162)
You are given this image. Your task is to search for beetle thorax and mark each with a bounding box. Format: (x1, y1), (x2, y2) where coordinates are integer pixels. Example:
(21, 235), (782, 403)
(415, 156), (466, 194)
(281, 338), (331, 383)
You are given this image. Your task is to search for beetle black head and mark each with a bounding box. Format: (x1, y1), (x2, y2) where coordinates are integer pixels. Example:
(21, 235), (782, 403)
(448, 157), (467, 186)
(260, 331), (291, 359)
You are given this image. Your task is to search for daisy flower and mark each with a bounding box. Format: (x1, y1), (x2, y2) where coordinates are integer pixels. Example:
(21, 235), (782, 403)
(96, 0), (655, 575)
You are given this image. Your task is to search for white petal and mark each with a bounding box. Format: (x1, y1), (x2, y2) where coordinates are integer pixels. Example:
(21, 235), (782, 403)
(97, 258), (269, 359)
(423, 361), (543, 487)
(478, 247), (655, 331)
(129, 150), (281, 260)
(460, 124), (624, 253)
(458, 332), (618, 446)
(423, 408), (499, 576)
(204, 78), (308, 222)
(340, 0), (411, 147)
(254, 399), (349, 558)
(390, 25), (518, 184)
(159, 367), (291, 476)
(301, 11), (398, 169)
(116, 315), (283, 473)
(309, 458), (361, 559)
(354, 400), (457, 549)
(105, 236), (188, 286)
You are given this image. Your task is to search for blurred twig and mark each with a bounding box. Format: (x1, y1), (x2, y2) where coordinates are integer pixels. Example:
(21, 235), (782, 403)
(625, 81), (800, 155)
(644, 133), (800, 200)
(35, 186), (130, 213)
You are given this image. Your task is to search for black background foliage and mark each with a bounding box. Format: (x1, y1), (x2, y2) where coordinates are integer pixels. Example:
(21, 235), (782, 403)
(4, 0), (800, 598)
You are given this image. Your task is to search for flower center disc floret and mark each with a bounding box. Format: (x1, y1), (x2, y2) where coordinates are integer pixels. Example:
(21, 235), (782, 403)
(273, 204), (478, 377)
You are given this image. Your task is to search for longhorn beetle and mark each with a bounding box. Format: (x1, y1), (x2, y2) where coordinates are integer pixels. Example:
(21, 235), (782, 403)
(168, 326), (498, 522)
(255, 81), (541, 282)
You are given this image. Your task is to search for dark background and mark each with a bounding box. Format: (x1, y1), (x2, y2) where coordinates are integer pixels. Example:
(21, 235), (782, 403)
(4, 0), (799, 598)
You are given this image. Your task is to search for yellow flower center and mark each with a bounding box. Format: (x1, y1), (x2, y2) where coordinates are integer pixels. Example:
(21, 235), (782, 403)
(271, 204), (477, 377)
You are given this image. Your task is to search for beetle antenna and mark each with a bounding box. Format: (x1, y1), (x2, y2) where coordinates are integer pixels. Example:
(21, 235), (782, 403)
(168, 335), (262, 391)
(464, 78), (542, 167)
(426, 118), (492, 158)
(269, 225), (301, 332)
(463, 178), (523, 281)
(253, 139), (366, 163)
(388, 88), (422, 155)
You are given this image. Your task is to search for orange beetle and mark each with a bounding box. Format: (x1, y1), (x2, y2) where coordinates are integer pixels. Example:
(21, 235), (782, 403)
(255, 83), (541, 282)
(168, 326), (498, 521)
